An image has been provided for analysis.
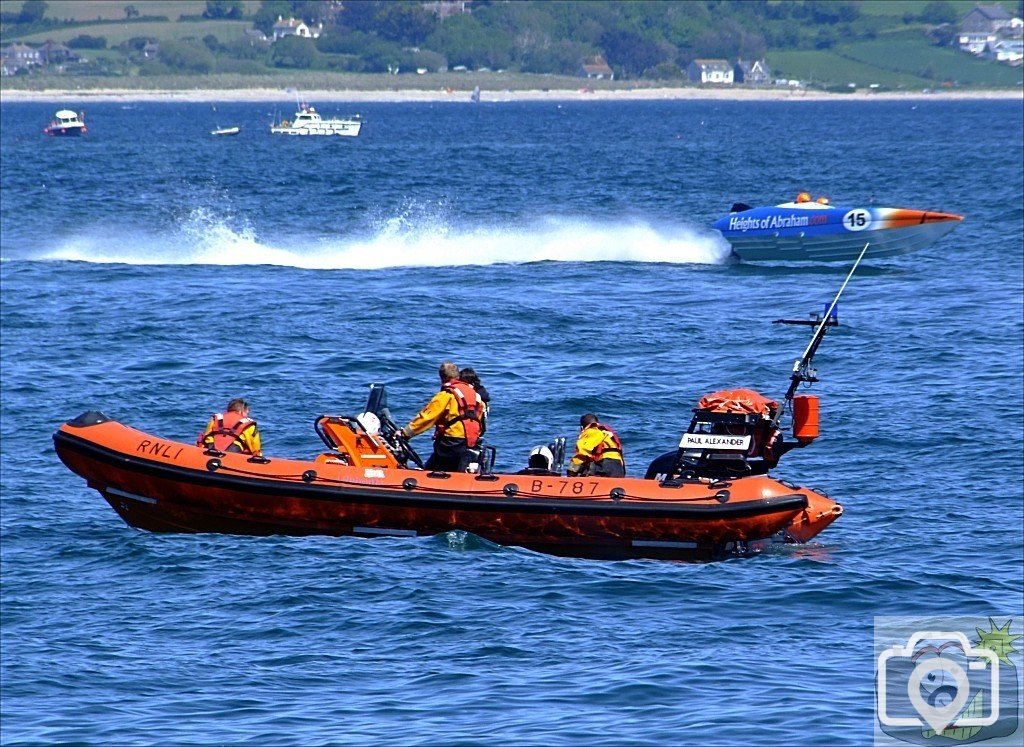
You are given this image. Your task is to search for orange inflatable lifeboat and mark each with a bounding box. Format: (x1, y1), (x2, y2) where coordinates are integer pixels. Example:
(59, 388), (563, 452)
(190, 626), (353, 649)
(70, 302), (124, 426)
(54, 261), (868, 562)
(53, 394), (840, 561)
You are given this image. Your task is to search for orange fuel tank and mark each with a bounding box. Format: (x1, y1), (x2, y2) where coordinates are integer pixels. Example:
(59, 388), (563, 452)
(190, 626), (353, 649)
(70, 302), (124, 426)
(792, 394), (820, 444)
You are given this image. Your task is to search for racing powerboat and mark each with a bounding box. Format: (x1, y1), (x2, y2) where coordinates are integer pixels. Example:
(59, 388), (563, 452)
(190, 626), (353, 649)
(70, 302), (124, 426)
(714, 196), (962, 261)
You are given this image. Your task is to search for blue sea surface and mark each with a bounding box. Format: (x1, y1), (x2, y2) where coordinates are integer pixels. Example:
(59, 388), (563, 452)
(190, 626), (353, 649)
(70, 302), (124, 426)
(1, 98), (1022, 745)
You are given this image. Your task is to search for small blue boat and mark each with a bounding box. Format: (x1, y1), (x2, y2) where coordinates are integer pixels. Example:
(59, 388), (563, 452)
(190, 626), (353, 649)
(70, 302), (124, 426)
(713, 195), (963, 262)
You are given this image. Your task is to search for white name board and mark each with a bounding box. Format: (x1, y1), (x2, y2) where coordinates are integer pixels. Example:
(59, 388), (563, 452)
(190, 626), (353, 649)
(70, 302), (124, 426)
(679, 433), (751, 450)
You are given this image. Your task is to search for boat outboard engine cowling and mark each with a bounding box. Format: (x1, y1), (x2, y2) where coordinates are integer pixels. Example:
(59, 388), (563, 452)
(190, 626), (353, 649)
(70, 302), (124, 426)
(645, 389), (795, 481)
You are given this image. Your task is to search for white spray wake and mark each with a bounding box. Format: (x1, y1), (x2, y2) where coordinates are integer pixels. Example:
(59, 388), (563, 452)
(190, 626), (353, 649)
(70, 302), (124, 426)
(36, 208), (731, 269)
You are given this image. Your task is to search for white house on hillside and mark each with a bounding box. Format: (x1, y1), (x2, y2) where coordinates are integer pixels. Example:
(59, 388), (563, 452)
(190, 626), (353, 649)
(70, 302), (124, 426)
(273, 16), (322, 41)
(577, 56), (614, 80)
(985, 38), (1024, 63)
(688, 59), (733, 84)
(959, 30), (999, 53)
(958, 4), (1023, 57)
(734, 59), (770, 84)
(423, 1), (472, 18)
(961, 3), (1016, 33)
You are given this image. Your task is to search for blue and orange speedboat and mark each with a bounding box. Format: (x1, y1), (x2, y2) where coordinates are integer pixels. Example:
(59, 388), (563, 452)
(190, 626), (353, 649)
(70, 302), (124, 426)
(714, 194), (963, 261)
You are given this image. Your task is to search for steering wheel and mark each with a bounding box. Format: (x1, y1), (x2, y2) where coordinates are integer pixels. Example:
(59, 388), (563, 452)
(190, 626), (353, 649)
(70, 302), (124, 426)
(393, 432), (425, 469)
(377, 415), (425, 469)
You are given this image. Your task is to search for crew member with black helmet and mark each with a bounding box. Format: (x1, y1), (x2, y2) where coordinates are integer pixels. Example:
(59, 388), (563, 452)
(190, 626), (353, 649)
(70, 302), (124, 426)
(401, 361), (484, 472)
(567, 413), (625, 477)
(197, 397), (262, 456)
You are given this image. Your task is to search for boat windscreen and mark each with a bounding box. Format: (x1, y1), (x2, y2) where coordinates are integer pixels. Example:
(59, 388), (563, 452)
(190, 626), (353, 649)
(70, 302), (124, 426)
(365, 384), (388, 417)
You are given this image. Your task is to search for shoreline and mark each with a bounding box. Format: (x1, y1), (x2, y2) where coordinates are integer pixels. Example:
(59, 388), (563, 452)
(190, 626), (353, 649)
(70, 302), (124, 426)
(2, 86), (1021, 104)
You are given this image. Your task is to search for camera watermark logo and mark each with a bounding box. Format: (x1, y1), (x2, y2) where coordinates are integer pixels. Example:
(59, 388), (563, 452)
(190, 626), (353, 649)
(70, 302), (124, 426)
(875, 617), (1022, 745)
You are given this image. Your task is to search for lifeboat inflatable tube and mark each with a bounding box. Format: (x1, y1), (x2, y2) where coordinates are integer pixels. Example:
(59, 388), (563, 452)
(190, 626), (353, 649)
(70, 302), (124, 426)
(53, 413), (842, 562)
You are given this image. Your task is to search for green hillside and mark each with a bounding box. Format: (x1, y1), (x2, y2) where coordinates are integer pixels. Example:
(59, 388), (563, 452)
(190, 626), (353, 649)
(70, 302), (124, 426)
(3, 0), (1022, 89)
(767, 49), (931, 89)
(859, 0), (982, 17)
(15, 19), (251, 45)
(770, 31), (1024, 89)
(41, 1), (260, 21)
(837, 35), (1024, 87)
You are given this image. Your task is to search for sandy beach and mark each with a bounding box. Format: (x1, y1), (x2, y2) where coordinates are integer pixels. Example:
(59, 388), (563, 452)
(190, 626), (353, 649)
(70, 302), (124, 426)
(2, 85), (1021, 104)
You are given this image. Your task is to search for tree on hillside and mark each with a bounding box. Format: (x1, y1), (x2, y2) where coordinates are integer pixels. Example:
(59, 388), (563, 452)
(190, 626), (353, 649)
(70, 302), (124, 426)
(67, 34), (107, 49)
(204, 1), (244, 20)
(338, 0), (385, 34)
(19, 0), (48, 23)
(225, 34), (269, 60)
(158, 39), (215, 73)
(599, 28), (667, 77)
(472, 1), (591, 73)
(301, 1), (334, 24)
(920, 1), (959, 25)
(124, 4), (139, 19)
(271, 35), (318, 68)
(799, 0), (860, 24)
(690, 18), (765, 63)
(375, 2), (437, 46)
(254, 1), (294, 35)
(427, 13), (513, 69)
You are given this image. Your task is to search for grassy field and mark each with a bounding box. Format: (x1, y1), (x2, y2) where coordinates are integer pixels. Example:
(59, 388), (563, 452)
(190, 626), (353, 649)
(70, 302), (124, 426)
(14, 19), (252, 44)
(858, 0), (986, 17)
(767, 49), (931, 89)
(769, 29), (1024, 89)
(24, 1), (260, 21)
(837, 36), (1024, 87)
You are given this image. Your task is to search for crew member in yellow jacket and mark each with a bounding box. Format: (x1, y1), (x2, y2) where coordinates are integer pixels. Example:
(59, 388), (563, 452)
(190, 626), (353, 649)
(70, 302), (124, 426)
(197, 397), (262, 456)
(401, 361), (484, 472)
(567, 413), (625, 477)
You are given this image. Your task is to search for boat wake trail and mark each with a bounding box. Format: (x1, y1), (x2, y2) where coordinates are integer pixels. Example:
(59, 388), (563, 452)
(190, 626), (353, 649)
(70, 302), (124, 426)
(35, 208), (732, 269)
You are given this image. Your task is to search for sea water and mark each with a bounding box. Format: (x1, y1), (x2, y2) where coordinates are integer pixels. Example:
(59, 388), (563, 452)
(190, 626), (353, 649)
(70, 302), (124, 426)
(1, 99), (1022, 745)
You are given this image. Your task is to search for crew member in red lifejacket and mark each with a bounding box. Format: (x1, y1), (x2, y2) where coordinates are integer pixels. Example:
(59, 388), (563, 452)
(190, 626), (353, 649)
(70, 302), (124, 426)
(401, 361), (483, 472)
(459, 367), (490, 436)
(197, 397), (262, 456)
(567, 413), (625, 478)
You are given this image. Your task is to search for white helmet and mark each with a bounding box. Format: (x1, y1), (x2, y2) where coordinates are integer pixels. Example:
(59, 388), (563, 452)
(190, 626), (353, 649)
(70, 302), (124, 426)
(356, 411), (381, 435)
(528, 445), (554, 470)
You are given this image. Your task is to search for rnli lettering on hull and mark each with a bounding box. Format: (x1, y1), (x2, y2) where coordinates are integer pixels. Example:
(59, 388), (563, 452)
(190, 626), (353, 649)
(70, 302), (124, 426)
(679, 433), (751, 450)
(136, 439), (184, 460)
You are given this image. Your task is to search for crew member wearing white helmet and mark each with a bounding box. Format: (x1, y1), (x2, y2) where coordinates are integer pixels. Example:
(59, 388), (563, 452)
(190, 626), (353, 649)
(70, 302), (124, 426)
(517, 445), (557, 475)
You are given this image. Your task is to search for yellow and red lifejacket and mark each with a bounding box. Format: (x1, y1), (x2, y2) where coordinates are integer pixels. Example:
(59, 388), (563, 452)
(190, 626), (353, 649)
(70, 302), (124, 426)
(202, 411), (257, 454)
(436, 380), (484, 448)
(591, 423), (624, 465)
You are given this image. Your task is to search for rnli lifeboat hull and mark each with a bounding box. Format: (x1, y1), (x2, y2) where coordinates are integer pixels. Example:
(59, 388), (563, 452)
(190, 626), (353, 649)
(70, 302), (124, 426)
(714, 205), (963, 262)
(53, 416), (841, 561)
